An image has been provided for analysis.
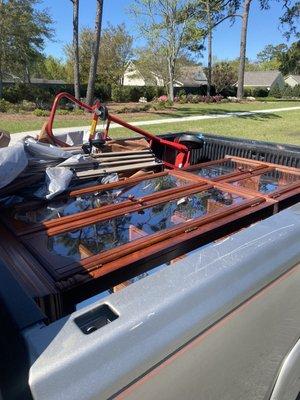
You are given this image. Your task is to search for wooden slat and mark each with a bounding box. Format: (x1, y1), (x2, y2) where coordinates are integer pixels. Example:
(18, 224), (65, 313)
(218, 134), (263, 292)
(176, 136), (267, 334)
(76, 161), (163, 178)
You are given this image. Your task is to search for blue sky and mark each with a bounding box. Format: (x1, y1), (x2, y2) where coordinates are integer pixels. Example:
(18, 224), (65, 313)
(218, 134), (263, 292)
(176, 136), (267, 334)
(41, 0), (298, 64)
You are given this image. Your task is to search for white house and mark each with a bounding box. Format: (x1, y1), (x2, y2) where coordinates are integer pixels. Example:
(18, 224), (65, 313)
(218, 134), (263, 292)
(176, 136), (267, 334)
(123, 62), (207, 88)
(284, 75), (300, 87)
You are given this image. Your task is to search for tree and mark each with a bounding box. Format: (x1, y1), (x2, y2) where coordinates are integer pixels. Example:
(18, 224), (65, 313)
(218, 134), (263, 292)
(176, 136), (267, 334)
(86, 0), (104, 105)
(193, 1), (240, 95)
(65, 28), (94, 83)
(98, 24), (133, 86)
(257, 43), (288, 63)
(282, 41), (300, 75)
(71, 0), (80, 102)
(0, 0), (53, 97)
(32, 56), (67, 80)
(236, 0), (252, 99)
(237, 0), (300, 99)
(256, 42), (300, 74)
(212, 61), (237, 93)
(131, 0), (203, 101)
(65, 24), (133, 87)
(135, 45), (196, 92)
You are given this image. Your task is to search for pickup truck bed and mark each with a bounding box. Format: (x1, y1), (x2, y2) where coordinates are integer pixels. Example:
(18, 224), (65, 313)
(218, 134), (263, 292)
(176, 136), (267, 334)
(0, 134), (299, 400)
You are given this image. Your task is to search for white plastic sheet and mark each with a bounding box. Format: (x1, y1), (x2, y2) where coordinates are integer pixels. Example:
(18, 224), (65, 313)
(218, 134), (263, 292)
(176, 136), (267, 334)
(34, 167), (74, 200)
(24, 137), (72, 160)
(53, 130), (89, 146)
(0, 142), (28, 189)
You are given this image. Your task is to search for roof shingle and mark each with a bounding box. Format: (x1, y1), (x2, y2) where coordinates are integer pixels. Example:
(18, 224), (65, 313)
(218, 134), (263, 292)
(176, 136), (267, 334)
(243, 71), (282, 87)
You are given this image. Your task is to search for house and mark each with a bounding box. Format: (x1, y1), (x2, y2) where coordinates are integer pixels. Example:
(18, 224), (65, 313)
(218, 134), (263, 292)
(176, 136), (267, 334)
(2, 72), (66, 86)
(175, 66), (208, 87)
(123, 62), (207, 88)
(235, 71), (285, 90)
(284, 75), (300, 87)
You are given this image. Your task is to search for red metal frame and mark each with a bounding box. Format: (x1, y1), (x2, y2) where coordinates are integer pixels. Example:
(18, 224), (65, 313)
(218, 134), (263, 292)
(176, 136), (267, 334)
(45, 92), (190, 168)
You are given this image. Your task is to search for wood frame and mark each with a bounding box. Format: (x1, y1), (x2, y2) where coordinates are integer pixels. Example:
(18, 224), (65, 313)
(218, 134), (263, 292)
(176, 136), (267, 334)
(21, 190), (265, 282)
(1, 170), (204, 236)
(182, 157), (267, 181)
(222, 166), (300, 200)
(1, 156), (299, 320)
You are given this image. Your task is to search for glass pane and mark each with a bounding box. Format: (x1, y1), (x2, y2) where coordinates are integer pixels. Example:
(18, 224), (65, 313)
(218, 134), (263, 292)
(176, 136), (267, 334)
(48, 188), (245, 261)
(13, 175), (190, 224)
(230, 170), (300, 194)
(190, 160), (254, 179)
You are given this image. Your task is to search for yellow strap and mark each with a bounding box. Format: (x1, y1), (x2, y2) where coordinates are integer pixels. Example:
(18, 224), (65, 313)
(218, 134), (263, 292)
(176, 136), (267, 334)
(89, 119), (98, 140)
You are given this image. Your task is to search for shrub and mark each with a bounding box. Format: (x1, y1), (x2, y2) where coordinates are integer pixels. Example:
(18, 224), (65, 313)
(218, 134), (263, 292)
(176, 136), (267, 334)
(3, 83), (53, 104)
(7, 104), (20, 113)
(177, 89), (186, 98)
(282, 84), (294, 98)
(220, 86), (237, 97)
(165, 99), (174, 107)
(20, 100), (36, 111)
(179, 95), (187, 104)
(143, 86), (157, 101)
(111, 85), (131, 102)
(94, 82), (111, 102)
(157, 95), (168, 102)
(292, 84), (300, 97)
(252, 87), (269, 98)
(152, 101), (166, 110)
(111, 85), (166, 103)
(73, 108), (85, 115)
(56, 109), (71, 115)
(0, 99), (12, 112)
(183, 94), (223, 104)
(33, 108), (50, 117)
(269, 84), (282, 98)
(243, 88), (252, 97)
(140, 103), (151, 111)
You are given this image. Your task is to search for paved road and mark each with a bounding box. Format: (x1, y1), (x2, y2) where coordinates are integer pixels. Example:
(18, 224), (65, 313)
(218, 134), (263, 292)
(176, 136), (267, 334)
(9, 105), (300, 146)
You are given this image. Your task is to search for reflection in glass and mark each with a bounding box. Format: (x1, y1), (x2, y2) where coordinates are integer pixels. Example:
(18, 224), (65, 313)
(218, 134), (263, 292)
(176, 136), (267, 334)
(13, 175), (189, 224)
(230, 170), (300, 194)
(48, 188), (245, 261)
(190, 160), (253, 179)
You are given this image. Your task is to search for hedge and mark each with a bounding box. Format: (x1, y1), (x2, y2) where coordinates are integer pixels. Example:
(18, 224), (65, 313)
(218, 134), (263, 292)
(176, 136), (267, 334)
(243, 87), (269, 98)
(111, 85), (165, 102)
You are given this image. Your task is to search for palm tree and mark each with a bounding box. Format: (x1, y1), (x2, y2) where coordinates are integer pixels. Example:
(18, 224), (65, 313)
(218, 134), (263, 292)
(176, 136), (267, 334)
(71, 0), (80, 102)
(86, 0), (103, 105)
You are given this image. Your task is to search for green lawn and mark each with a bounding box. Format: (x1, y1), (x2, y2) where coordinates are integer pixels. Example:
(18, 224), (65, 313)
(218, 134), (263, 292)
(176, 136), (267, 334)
(111, 109), (300, 145)
(1, 101), (299, 145)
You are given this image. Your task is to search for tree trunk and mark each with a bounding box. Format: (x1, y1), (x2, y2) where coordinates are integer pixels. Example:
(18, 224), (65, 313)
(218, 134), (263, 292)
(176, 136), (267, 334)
(25, 64), (31, 83)
(206, 0), (212, 96)
(0, 70), (3, 99)
(72, 0), (80, 103)
(168, 58), (174, 102)
(86, 0), (103, 106)
(0, 0), (3, 98)
(237, 0), (252, 100)
(206, 28), (212, 96)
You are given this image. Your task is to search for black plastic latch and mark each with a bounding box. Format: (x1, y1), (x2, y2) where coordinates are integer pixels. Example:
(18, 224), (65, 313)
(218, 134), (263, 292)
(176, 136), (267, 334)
(74, 304), (119, 335)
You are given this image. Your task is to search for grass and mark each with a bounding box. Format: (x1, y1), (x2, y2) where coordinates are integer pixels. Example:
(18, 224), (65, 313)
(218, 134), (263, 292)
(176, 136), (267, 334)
(110, 110), (300, 146)
(1, 101), (299, 145)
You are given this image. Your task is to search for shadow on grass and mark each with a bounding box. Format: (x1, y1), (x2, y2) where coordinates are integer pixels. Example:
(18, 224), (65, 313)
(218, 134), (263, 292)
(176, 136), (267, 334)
(235, 112), (282, 121)
(150, 107), (283, 121)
